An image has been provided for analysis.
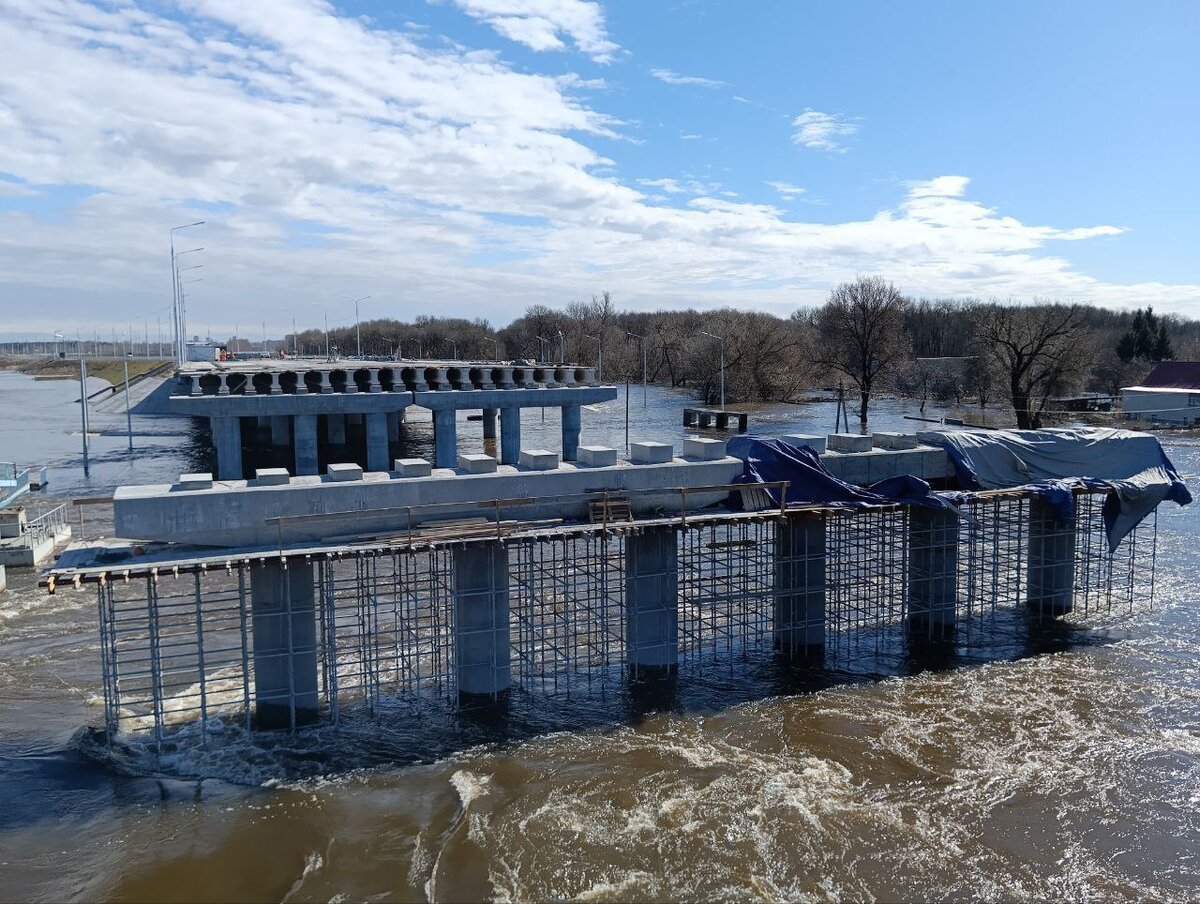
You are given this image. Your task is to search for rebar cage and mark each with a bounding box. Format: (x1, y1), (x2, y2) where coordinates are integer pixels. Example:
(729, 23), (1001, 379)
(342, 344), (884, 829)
(92, 489), (1157, 746)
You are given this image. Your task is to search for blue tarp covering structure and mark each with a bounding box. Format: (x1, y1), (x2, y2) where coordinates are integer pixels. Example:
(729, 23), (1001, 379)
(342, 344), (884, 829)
(729, 428), (1190, 552)
(727, 436), (954, 512)
(917, 427), (1191, 551)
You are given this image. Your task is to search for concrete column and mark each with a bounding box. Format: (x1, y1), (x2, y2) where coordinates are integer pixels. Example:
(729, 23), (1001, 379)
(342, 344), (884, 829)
(244, 374), (258, 395)
(561, 403), (581, 462)
(453, 541), (510, 698)
(270, 415), (290, 447)
(499, 406), (521, 465)
(366, 411), (389, 472)
(434, 409), (457, 468)
(493, 366), (514, 389)
(211, 416), (243, 480)
(319, 371), (332, 394)
(190, 376), (202, 396)
(270, 373), (282, 395)
(294, 414), (318, 476)
(295, 372), (308, 394)
(907, 507), (959, 634)
(625, 527), (679, 675)
(368, 368), (381, 392)
(482, 407), (498, 440)
(387, 410), (400, 442)
(218, 374), (231, 396)
(1027, 498), (1076, 616)
(580, 366), (596, 386)
(326, 413), (346, 445)
(250, 559), (319, 728)
(773, 514), (826, 656)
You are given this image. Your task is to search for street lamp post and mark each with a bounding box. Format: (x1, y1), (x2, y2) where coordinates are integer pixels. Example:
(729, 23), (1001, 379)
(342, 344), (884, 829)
(535, 335), (549, 363)
(625, 331), (647, 407)
(169, 221), (204, 366)
(556, 330), (565, 363)
(447, 338), (457, 360)
(700, 330), (726, 410)
(346, 295), (370, 357)
(486, 336), (501, 360)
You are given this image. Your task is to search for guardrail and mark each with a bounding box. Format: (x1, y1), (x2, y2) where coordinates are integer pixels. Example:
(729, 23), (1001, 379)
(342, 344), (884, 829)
(19, 503), (69, 549)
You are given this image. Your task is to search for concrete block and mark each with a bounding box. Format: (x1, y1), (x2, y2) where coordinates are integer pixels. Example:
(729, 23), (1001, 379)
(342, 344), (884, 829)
(682, 437), (726, 460)
(254, 468), (291, 486)
(327, 463), (363, 482)
(827, 433), (873, 453)
(394, 458), (432, 478)
(577, 445), (618, 467)
(780, 433), (827, 454)
(873, 431), (920, 450)
(458, 453), (498, 474)
(867, 450), (907, 483)
(178, 472), (213, 490)
(630, 441), (673, 464)
(519, 449), (560, 471)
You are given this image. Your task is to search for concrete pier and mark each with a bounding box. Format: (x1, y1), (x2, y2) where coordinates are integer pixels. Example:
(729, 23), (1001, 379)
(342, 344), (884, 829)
(907, 507), (959, 633)
(482, 407), (497, 440)
(211, 417), (243, 480)
(561, 403), (581, 462)
(434, 410), (457, 468)
(1027, 498), (1076, 616)
(500, 406), (521, 465)
(625, 527), (679, 674)
(773, 513), (826, 657)
(326, 413), (346, 446)
(250, 559), (319, 728)
(270, 415), (290, 447)
(453, 541), (510, 698)
(294, 414), (318, 476)
(366, 412), (389, 472)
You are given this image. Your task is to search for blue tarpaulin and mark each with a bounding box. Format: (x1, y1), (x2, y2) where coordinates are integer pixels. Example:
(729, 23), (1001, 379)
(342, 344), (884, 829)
(727, 436), (955, 512)
(917, 427), (1191, 551)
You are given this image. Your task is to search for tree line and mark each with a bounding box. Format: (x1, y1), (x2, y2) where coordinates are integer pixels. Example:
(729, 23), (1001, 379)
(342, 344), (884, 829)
(276, 282), (1198, 431)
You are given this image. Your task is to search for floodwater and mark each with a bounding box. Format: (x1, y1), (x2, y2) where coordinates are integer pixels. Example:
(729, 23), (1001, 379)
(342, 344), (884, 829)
(1, 369), (1198, 902)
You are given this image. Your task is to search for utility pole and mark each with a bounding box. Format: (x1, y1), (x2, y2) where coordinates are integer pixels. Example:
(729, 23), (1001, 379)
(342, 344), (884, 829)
(123, 354), (133, 451)
(78, 357), (90, 476)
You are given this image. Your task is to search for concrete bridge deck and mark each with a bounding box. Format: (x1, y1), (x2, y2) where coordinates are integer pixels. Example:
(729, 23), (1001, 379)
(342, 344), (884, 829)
(169, 358), (613, 477)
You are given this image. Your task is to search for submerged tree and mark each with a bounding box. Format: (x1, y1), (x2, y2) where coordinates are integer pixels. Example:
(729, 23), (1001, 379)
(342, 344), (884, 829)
(814, 276), (911, 429)
(973, 301), (1090, 430)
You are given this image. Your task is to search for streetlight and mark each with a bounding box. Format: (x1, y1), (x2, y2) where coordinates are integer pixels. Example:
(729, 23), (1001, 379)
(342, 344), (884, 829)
(485, 335), (502, 360)
(556, 330), (565, 363)
(700, 330), (726, 411)
(584, 335), (602, 381)
(345, 295), (370, 358)
(446, 338), (457, 360)
(412, 337), (423, 359)
(169, 221), (204, 365)
(535, 335), (549, 363)
(625, 331), (647, 407)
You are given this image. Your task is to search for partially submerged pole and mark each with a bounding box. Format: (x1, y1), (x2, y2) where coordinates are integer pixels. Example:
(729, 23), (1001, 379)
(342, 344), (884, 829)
(78, 357), (90, 476)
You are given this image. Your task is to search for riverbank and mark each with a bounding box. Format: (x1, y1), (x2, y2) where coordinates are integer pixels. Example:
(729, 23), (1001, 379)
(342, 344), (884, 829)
(0, 355), (170, 385)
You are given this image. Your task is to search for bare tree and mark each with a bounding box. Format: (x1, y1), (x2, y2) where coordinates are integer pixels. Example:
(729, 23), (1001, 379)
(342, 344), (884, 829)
(815, 276), (911, 429)
(972, 301), (1090, 429)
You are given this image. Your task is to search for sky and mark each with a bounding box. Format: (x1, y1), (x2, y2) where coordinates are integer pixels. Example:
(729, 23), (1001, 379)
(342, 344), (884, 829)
(1, 0), (1198, 340)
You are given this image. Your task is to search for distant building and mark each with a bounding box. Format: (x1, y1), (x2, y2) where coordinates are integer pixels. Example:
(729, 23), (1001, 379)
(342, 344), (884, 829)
(1121, 361), (1200, 424)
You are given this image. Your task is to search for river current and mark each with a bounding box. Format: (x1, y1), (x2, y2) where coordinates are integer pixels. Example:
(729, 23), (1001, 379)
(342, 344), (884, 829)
(1, 370), (1197, 902)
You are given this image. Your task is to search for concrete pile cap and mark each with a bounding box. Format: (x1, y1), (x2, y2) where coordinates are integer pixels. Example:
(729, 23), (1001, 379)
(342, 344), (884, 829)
(327, 463), (364, 482)
(873, 431), (921, 450)
(178, 473), (214, 490)
(393, 458), (432, 478)
(519, 449), (560, 471)
(827, 433), (873, 453)
(254, 468), (291, 486)
(577, 445), (618, 467)
(630, 441), (674, 464)
(458, 453), (498, 474)
(780, 433), (827, 454)
(682, 437), (727, 460)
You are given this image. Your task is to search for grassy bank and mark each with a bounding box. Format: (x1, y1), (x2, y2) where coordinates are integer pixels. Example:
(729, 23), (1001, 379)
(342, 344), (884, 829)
(0, 356), (171, 385)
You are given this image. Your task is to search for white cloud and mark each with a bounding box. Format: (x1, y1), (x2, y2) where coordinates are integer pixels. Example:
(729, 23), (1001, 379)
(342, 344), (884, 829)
(679, 133), (703, 141)
(0, 0), (1194, 336)
(766, 180), (806, 198)
(449, 0), (618, 62)
(791, 109), (857, 153)
(638, 178), (685, 194)
(650, 68), (724, 88)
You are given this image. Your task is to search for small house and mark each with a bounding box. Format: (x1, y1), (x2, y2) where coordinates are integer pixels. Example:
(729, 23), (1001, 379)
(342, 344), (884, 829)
(1121, 361), (1200, 424)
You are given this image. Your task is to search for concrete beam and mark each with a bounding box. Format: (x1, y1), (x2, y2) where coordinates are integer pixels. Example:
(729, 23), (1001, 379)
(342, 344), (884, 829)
(250, 559), (319, 728)
(114, 456), (744, 547)
(625, 526), (679, 675)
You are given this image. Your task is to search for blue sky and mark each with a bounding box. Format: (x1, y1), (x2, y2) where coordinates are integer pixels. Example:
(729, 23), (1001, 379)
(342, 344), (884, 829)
(0, 0), (1197, 338)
